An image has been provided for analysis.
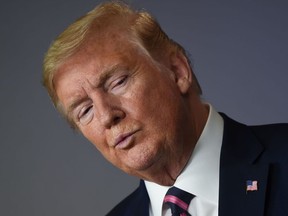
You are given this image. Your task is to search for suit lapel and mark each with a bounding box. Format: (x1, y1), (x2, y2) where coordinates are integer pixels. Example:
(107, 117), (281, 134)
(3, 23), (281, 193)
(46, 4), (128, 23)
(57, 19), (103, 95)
(219, 114), (270, 216)
(131, 180), (150, 216)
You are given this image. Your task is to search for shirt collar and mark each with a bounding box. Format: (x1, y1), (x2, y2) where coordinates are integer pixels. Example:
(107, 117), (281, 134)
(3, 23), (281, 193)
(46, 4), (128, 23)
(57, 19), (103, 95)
(145, 104), (224, 215)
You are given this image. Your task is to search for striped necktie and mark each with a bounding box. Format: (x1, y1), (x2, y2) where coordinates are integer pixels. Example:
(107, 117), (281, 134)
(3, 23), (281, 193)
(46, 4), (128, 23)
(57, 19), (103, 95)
(163, 186), (195, 216)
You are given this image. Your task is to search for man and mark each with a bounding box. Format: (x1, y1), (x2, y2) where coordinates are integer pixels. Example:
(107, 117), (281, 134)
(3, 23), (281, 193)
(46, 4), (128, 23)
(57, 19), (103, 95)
(42, 1), (288, 216)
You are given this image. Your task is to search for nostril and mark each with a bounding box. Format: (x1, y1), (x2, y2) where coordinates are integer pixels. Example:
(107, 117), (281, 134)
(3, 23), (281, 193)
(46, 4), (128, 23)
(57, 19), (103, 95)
(114, 116), (122, 124)
(112, 110), (126, 125)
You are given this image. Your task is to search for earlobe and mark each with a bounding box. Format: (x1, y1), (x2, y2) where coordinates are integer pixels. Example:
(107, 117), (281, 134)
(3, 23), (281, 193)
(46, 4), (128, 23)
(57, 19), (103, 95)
(176, 77), (191, 94)
(170, 52), (192, 94)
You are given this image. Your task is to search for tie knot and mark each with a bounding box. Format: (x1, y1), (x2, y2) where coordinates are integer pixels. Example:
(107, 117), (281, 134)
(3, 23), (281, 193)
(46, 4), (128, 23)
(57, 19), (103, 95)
(163, 187), (195, 216)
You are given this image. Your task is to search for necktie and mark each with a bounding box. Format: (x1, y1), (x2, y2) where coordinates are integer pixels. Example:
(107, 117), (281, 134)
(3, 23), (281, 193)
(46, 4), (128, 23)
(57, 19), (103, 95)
(163, 186), (195, 216)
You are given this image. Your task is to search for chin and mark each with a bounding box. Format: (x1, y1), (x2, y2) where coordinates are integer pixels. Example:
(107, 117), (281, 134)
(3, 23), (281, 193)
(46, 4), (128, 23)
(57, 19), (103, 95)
(127, 155), (156, 171)
(123, 149), (164, 179)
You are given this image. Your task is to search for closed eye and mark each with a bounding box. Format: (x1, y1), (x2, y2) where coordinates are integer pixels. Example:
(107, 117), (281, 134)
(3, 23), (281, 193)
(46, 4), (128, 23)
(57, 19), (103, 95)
(108, 75), (129, 94)
(78, 105), (94, 125)
(111, 75), (128, 89)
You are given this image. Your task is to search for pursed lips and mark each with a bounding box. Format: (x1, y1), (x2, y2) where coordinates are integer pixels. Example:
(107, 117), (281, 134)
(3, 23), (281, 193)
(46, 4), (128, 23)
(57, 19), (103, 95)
(113, 130), (139, 149)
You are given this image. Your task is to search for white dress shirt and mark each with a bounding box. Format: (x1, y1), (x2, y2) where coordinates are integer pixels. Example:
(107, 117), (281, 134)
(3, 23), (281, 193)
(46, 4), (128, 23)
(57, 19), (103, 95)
(145, 105), (224, 216)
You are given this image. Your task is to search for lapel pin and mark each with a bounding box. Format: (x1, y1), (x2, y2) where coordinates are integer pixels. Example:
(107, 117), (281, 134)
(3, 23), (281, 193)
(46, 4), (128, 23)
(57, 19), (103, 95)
(246, 180), (258, 193)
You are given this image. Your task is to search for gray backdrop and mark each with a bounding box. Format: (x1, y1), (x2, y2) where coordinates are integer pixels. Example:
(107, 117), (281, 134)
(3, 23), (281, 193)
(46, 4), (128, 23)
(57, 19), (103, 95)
(1, 0), (287, 215)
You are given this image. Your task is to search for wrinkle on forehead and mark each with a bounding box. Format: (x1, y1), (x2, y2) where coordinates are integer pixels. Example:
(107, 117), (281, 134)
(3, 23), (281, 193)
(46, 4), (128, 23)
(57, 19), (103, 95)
(53, 22), (157, 116)
(53, 40), (137, 100)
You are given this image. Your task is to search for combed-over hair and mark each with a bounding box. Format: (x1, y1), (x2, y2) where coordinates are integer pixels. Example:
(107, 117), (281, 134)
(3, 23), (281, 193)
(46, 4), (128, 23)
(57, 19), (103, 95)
(42, 1), (202, 110)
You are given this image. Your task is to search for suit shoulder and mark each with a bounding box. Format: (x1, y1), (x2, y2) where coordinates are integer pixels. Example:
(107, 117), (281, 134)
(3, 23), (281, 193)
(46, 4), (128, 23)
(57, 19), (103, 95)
(221, 113), (288, 160)
(251, 123), (288, 133)
(250, 123), (288, 143)
(250, 123), (288, 156)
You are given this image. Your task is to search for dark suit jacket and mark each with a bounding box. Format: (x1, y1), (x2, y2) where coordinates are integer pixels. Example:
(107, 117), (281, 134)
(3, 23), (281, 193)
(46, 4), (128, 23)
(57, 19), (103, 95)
(107, 114), (288, 216)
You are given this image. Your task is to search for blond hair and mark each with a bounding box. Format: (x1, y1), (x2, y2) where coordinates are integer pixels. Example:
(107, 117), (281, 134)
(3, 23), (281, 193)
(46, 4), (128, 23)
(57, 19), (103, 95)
(42, 1), (202, 110)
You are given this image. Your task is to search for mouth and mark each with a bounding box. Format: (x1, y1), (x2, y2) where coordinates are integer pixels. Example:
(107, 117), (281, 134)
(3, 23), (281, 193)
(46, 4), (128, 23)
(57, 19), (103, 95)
(114, 130), (139, 149)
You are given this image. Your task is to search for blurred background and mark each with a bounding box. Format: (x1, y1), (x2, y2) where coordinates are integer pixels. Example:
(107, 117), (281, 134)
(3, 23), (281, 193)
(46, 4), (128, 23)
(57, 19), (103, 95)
(1, 0), (287, 215)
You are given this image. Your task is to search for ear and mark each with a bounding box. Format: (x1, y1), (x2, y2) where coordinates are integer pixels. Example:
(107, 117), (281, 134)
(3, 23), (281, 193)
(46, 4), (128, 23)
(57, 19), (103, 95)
(169, 52), (192, 94)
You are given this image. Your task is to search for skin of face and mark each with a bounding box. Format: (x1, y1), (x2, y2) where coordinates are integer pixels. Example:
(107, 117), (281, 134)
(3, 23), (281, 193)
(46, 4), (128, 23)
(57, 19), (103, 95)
(53, 31), (208, 185)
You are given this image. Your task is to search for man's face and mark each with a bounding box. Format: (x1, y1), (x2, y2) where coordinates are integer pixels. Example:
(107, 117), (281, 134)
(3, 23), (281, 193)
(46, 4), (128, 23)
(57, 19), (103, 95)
(53, 34), (190, 180)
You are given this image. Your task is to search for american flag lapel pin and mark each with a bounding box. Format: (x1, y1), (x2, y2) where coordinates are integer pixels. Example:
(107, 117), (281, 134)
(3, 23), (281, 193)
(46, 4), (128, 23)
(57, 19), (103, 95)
(246, 180), (258, 193)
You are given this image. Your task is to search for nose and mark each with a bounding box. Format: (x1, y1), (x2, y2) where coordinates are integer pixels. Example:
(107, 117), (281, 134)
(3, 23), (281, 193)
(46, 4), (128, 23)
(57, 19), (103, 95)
(93, 93), (125, 129)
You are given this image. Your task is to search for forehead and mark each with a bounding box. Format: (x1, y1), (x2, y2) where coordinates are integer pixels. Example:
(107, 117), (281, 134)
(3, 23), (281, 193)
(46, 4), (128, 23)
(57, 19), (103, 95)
(53, 30), (149, 104)
(57, 29), (144, 75)
(83, 30), (138, 59)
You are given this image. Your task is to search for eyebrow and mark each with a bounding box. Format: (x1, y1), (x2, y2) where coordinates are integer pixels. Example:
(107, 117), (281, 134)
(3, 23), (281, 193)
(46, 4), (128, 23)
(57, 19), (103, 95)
(95, 64), (121, 88)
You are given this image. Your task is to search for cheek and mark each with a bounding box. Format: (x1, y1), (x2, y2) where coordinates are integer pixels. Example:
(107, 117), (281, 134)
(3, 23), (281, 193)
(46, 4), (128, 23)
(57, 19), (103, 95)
(138, 85), (181, 125)
(124, 79), (171, 115)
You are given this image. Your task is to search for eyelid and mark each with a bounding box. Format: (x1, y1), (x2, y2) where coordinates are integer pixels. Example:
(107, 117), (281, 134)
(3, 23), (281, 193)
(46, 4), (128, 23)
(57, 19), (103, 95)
(108, 75), (128, 91)
(79, 104), (92, 117)
(70, 100), (93, 124)
(78, 104), (94, 125)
